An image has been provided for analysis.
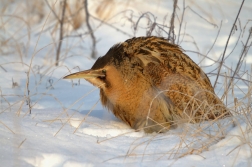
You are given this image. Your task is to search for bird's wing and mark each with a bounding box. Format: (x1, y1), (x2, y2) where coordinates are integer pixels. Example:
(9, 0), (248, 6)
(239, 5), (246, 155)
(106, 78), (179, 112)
(136, 45), (213, 91)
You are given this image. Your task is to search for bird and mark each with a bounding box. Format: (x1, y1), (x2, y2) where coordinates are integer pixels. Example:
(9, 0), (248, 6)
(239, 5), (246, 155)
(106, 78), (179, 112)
(63, 36), (230, 133)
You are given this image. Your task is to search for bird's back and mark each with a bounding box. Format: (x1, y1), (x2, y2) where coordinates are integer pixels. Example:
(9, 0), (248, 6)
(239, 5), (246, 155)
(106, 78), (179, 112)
(116, 36), (229, 128)
(122, 36), (213, 90)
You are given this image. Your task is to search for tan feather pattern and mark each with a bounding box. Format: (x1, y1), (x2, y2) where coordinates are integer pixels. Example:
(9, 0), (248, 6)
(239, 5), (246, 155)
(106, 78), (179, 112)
(64, 36), (231, 133)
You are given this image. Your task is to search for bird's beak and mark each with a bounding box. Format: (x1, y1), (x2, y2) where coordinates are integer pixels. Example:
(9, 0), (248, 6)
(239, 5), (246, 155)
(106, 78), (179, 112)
(63, 69), (105, 79)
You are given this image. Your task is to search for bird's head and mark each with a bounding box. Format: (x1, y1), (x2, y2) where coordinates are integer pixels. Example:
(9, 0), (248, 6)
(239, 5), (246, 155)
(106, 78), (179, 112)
(63, 37), (172, 91)
(63, 41), (149, 94)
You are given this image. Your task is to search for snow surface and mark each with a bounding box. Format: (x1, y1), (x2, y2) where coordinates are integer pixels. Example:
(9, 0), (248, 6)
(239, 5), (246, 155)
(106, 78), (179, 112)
(0, 0), (252, 166)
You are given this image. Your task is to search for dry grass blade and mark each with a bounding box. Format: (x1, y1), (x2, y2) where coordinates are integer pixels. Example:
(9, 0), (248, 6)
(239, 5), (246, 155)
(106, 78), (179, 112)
(168, 0), (178, 43)
(18, 138), (27, 148)
(213, 0), (245, 88)
(73, 99), (99, 134)
(25, 0), (57, 114)
(55, 0), (67, 66)
(221, 28), (252, 100)
(51, 85), (103, 136)
(84, 0), (96, 58)
(0, 120), (15, 134)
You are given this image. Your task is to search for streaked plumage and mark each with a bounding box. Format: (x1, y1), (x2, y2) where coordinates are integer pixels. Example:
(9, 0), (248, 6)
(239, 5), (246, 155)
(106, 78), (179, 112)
(64, 36), (230, 133)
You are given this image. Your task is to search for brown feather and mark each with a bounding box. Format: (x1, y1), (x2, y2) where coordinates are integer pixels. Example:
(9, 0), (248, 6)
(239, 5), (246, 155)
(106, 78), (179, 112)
(64, 36), (231, 133)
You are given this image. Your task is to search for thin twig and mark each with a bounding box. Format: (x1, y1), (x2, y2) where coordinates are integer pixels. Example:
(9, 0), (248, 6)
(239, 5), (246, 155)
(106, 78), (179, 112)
(18, 138), (27, 148)
(24, 0), (57, 115)
(0, 120), (15, 134)
(25, 72), (31, 114)
(168, 0), (178, 43)
(44, 0), (60, 22)
(177, 0), (185, 44)
(206, 21), (222, 56)
(84, 0), (96, 58)
(90, 14), (133, 37)
(0, 65), (7, 72)
(221, 28), (252, 99)
(187, 6), (217, 28)
(55, 0), (67, 66)
(213, 0), (245, 88)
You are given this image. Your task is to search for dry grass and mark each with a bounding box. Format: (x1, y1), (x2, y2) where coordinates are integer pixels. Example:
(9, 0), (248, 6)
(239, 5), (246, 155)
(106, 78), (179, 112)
(90, 0), (252, 163)
(0, 0), (85, 115)
(0, 0), (251, 166)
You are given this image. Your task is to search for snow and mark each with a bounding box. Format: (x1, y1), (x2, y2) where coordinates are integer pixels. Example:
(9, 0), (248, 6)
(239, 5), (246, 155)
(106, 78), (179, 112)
(0, 0), (252, 166)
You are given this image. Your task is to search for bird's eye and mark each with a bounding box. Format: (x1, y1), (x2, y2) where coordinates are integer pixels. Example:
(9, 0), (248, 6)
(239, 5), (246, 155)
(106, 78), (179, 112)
(102, 69), (106, 74)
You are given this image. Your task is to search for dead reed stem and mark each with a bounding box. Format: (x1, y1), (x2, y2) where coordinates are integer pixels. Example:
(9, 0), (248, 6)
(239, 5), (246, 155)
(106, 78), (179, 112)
(55, 0), (66, 66)
(168, 0), (178, 43)
(84, 0), (96, 58)
(213, 0), (245, 88)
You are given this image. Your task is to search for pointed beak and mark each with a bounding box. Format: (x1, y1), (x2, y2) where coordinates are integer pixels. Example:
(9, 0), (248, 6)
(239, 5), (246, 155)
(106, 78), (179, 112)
(63, 69), (105, 79)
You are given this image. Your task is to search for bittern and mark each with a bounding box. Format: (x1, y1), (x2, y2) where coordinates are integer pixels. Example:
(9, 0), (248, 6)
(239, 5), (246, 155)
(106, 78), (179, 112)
(64, 36), (230, 133)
